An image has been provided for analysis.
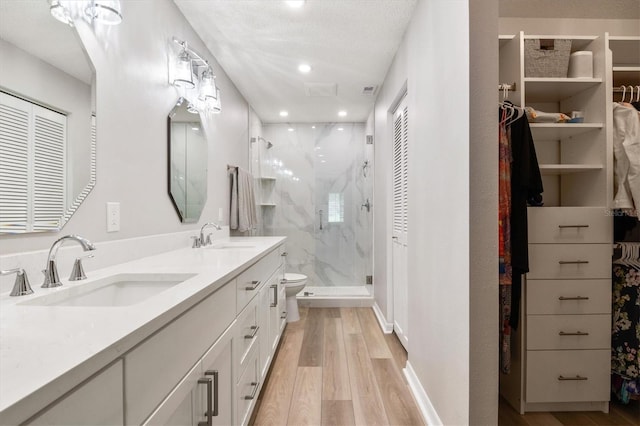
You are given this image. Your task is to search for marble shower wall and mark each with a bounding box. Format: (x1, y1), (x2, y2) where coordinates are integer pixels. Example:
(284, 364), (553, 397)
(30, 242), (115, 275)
(259, 123), (370, 287)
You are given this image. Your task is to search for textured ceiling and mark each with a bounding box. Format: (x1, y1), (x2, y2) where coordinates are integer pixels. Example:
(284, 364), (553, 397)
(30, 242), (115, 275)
(174, 0), (418, 123)
(500, 0), (640, 19)
(0, 0), (93, 84)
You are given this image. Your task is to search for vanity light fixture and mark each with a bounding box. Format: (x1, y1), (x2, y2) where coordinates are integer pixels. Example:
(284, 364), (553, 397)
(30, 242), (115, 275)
(49, 0), (73, 25)
(85, 0), (123, 25)
(171, 37), (222, 114)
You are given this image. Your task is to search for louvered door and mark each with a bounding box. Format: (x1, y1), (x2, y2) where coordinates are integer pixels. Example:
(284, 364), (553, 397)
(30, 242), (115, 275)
(392, 95), (408, 349)
(0, 92), (66, 233)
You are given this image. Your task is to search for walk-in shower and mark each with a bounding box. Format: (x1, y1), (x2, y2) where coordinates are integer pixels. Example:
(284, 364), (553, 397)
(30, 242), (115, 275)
(251, 123), (373, 299)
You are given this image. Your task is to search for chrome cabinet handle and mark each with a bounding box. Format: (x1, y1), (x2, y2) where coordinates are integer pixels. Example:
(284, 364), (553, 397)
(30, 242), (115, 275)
(558, 375), (588, 381)
(204, 370), (219, 417)
(558, 224), (589, 228)
(245, 280), (261, 290)
(270, 284), (278, 307)
(244, 381), (260, 400)
(558, 296), (589, 301)
(198, 377), (213, 426)
(559, 331), (589, 336)
(281, 311), (287, 319)
(281, 251), (288, 257)
(244, 325), (259, 339)
(558, 260), (589, 265)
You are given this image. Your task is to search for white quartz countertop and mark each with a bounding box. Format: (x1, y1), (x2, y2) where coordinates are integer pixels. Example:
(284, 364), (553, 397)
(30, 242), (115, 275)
(0, 236), (285, 424)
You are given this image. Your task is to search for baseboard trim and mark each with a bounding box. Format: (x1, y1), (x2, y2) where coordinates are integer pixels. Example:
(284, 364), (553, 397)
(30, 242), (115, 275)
(404, 361), (443, 426)
(297, 298), (374, 308)
(372, 302), (393, 333)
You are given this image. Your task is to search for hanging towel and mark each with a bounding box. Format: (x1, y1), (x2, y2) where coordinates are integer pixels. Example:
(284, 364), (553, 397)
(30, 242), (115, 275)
(230, 167), (257, 232)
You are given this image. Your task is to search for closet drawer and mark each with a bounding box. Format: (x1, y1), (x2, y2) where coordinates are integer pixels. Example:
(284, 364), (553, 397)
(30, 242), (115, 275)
(235, 301), (259, 380)
(526, 350), (610, 403)
(527, 244), (611, 279)
(527, 314), (610, 350)
(526, 279), (611, 315)
(527, 207), (611, 244)
(236, 249), (279, 312)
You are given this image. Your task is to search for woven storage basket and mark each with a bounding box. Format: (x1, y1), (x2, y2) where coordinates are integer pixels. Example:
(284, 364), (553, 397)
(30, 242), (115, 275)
(524, 39), (572, 78)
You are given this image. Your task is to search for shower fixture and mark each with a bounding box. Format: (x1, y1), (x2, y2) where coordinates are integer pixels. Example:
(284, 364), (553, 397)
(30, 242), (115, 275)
(361, 198), (371, 213)
(362, 160), (369, 177)
(49, 0), (123, 26)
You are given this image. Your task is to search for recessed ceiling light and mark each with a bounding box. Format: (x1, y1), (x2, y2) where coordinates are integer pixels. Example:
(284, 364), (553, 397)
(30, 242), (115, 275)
(311, 125), (316, 129)
(298, 63), (311, 73)
(318, 154), (324, 157)
(338, 127), (344, 131)
(279, 111), (288, 117)
(288, 128), (294, 132)
(285, 0), (305, 8)
(321, 160), (326, 163)
(338, 110), (347, 117)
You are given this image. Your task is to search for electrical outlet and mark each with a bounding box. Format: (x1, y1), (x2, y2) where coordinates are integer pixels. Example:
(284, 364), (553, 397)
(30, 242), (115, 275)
(106, 202), (120, 232)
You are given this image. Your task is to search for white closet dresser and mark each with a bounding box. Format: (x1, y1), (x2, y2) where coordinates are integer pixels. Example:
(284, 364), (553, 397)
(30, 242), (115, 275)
(499, 31), (620, 414)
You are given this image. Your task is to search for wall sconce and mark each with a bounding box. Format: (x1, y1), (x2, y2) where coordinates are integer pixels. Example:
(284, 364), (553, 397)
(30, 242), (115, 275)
(49, 0), (123, 26)
(171, 37), (222, 114)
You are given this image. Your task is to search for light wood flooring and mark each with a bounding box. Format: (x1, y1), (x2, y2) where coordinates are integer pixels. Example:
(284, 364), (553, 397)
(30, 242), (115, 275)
(249, 307), (425, 426)
(499, 397), (639, 425)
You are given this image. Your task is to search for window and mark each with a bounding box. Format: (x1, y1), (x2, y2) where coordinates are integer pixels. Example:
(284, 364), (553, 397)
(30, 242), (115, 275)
(327, 192), (344, 223)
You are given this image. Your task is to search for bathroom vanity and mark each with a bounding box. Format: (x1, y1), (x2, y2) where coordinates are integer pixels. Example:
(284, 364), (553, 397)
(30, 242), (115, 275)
(0, 237), (286, 426)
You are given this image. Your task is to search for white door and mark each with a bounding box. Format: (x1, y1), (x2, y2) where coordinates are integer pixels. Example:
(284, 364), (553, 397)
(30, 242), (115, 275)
(392, 95), (409, 349)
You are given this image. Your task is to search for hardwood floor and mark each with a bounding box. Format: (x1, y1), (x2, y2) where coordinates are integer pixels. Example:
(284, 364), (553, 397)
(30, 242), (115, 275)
(250, 307), (425, 426)
(498, 397), (640, 426)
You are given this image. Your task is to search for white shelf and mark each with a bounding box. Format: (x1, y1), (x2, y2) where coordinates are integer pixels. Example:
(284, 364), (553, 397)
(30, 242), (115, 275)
(539, 164), (603, 175)
(524, 78), (602, 102)
(499, 34), (515, 48)
(258, 176), (276, 181)
(259, 203), (276, 207)
(529, 123), (604, 140)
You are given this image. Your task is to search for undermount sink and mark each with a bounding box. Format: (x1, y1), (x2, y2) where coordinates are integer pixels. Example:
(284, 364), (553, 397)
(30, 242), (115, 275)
(21, 273), (196, 307)
(208, 242), (257, 250)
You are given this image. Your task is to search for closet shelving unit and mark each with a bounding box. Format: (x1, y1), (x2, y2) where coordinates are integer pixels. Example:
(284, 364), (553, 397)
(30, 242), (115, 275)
(499, 31), (613, 415)
(609, 36), (640, 89)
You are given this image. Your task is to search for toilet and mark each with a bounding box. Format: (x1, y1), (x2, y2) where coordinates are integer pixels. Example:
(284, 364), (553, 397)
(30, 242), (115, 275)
(282, 273), (307, 322)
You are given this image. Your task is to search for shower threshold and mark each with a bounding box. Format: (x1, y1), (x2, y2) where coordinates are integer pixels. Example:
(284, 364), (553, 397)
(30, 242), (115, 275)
(297, 285), (373, 308)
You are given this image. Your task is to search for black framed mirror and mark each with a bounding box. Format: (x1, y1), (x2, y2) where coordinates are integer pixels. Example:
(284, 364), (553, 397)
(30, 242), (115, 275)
(168, 98), (208, 223)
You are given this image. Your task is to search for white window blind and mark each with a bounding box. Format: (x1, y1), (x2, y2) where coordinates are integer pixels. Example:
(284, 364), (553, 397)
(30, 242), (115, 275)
(0, 92), (66, 232)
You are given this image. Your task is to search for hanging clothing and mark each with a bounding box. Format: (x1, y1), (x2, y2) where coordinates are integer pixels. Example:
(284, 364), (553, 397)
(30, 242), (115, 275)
(612, 262), (640, 403)
(613, 103), (640, 212)
(498, 106), (543, 374)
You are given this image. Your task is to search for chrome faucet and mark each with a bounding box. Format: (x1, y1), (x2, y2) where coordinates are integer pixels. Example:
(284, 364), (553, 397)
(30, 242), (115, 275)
(198, 222), (222, 247)
(42, 235), (96, 288)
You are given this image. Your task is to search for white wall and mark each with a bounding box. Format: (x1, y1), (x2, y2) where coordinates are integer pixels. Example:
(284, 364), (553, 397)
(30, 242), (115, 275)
(0, 0), (249, 255)
(373, 0), (498, 424)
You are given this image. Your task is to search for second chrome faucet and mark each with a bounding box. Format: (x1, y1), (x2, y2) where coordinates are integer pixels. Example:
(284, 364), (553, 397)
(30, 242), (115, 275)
(192, 222), (222, 248)
(42, 235), (96, 288)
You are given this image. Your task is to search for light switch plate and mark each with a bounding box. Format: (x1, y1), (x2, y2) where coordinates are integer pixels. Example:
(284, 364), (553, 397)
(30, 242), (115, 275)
(106, 202), (120, 232)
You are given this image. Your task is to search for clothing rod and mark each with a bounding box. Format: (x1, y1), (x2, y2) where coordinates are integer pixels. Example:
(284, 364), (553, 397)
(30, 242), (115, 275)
(498, 83), (516, 91)
(613, 86), (640, 93)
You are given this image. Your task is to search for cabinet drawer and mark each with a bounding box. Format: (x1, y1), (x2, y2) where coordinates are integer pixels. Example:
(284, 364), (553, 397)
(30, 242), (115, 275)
(527, 315), (610, 350)
(236, 249), (280, 312)
(526, 279), (611, 315)
(527, 244), (611, 279)
(526, 350), (610, 403)
(528, 207), (611, 244)
(236, 346), (260, 426)
(235, 301), (259, 380)
(124, 282), (236, 426)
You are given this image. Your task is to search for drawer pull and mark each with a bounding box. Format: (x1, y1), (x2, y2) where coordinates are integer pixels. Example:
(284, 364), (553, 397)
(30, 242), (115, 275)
(244, 381), (260, 400)
(559, 331), (589, 336)
(281, 311), (287, 319)
(271, 284), (278, 307)
(558, 296), (590, 301)
(558, 224), (590, 229)
(281, 251), (288, 257)
(204, 370), (219, 417)
(244, 325), (259, 339)
(198, 377), (213, 426)
(245, 280), (261, 290)
(558, 260), (589, 265)
(558, 375), (588, 381)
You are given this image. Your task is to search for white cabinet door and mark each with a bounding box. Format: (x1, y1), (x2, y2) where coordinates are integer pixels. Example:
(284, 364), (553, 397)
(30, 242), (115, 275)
(28, 361), (124, 426)
(258, 277), (273, 379)
(200, 330), (233, 426)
